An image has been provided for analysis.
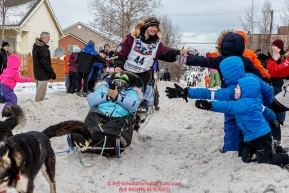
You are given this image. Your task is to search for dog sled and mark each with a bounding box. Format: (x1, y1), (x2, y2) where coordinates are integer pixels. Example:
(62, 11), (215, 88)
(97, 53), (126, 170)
(70, 71), (144, 159)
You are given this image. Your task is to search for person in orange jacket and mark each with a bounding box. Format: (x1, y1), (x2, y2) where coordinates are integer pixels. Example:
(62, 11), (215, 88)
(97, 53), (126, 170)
(235, 30), (271, 80)
(64, 50), (71, 93)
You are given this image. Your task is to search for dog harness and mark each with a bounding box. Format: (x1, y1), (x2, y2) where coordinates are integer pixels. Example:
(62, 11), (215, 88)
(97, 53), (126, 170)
(11, 173), (20, 187)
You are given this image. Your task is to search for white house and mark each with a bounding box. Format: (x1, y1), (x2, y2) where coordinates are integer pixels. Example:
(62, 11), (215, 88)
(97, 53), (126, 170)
(2, 0), (63, 56)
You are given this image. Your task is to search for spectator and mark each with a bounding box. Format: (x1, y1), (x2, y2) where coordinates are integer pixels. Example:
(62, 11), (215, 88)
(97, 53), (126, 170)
(195, 77), (289, 167)
(104, 44), (110, 56)
(64, 50), (71, 93)
(76, 40), (104, 97)
(163, 68), (171, 81)
(0, 55), (34, 112)
(0, 41), (10, 103)
(268, 39), (286, 149)
(32, 32), (56, 102)
(88, 50), (107, 92)
(68, 49), (80, 94)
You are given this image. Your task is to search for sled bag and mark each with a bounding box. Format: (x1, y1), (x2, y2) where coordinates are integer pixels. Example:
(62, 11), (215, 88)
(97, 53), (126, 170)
(71, 107), (134, 155)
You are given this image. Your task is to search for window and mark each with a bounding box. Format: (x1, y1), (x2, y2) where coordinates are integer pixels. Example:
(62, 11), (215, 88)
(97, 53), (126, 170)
(68, 45), (80, 52)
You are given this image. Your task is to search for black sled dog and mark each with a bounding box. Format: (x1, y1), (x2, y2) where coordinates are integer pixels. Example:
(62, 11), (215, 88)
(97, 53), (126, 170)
(0, 104), (91, 193)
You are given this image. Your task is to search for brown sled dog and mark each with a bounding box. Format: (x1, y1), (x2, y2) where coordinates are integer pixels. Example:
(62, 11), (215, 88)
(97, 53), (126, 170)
(0, 105), (91, 193)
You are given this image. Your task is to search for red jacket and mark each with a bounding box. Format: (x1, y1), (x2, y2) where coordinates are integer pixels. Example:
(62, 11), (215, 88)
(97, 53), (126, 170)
(266, 57), (289, 78)
(64, 54), (70, 74)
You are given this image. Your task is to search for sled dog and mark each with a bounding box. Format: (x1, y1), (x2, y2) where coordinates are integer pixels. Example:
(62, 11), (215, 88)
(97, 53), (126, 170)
(0, 105), (90, 193)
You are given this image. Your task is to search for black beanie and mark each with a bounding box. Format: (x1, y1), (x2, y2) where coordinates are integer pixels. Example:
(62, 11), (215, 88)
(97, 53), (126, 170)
(2, 42), (9, 48)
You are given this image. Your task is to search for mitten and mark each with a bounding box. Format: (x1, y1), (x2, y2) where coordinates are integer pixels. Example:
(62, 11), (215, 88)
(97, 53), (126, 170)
(257, 53), (270, 61)
(50, 72), (56, 80)
(108, 88), (118, 100)
(28, 78), (34, 82)
(165, 83), (188, 102)
(268, 51), (272, 59)
(269, 119), (280, 129)
(195, 99), (212, 110)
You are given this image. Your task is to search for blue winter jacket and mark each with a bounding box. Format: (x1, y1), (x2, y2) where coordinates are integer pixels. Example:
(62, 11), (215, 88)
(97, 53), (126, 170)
(211, 77), (271, 142)
(87, 82), (141, 117)
(188, 56), (275, 121)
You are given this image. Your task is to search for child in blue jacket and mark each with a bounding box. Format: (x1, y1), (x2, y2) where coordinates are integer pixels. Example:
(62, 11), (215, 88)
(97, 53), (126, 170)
(165, 56), (278, 155)
(195, 77), (289, 167)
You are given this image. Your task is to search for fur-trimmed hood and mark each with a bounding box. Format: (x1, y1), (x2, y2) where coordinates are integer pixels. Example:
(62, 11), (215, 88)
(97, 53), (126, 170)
(215, 30), (245, 56)
(131, 19), (162, 40)
(34, 38), (47, 47)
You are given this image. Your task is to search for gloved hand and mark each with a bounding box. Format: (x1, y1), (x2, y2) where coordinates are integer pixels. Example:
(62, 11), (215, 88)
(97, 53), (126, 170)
(108, 88), (118, 100)
(269, 119), (280, 129)
(268, 51), (272, 59)
(50, 72), (56, 80)
(257, 53), (270, 61)
(165, 83), (188, 102)
(195, 99), (212, 110)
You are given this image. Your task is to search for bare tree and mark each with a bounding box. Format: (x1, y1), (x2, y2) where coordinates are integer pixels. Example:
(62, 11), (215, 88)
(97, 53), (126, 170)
(0, 0), (35, 40)
(87, 0), (161, 39)
(280, 0), (289, 43)
(238, 0), (259, 34)
(157, 15), (184, 81)
(257, 0), (273, 53)
(158, 15), (183, 48)
(258, 0), (272, 34)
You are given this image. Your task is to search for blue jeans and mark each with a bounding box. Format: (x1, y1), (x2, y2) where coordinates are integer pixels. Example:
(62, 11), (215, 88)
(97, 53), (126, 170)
(65, 74), (70, 86)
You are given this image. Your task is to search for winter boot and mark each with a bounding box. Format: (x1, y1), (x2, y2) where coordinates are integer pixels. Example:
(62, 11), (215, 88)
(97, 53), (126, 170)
(76, 92), (81, 97)
(66, 84), (69, 93)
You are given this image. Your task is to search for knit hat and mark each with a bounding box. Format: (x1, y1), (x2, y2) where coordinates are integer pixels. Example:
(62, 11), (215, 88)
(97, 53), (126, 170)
(144, 17), (160, 28)
(272, 39), (284, 50)
(2, 41), (9, 48)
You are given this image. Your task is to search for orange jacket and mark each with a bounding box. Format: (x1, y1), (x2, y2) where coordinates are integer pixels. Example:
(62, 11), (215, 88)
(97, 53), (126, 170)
(235, 30), (271, 79)
(243, 48), (271, 79)
(64, 54), (70, 74)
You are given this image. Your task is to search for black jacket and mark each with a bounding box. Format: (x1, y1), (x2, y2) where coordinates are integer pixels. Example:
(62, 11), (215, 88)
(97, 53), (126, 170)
(32, 38), (56, 80)
(0, 48), (10, 74)
(77, 51), (97, 74)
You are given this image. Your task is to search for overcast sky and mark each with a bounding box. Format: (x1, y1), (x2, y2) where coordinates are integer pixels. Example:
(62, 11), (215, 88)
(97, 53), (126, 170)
(48, 0), (284, 53)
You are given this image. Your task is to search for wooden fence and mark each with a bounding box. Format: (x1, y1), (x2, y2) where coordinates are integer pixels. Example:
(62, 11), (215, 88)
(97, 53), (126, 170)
(18, 53), (65, 82)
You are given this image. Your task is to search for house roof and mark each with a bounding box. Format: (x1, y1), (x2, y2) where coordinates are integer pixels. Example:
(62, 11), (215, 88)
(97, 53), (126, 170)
(63, 22), (121, 44)
(59, 33), (87, 44)
(4, 0), (63, 36)
(3, 0), (36, 7)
